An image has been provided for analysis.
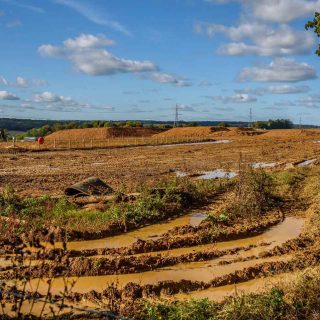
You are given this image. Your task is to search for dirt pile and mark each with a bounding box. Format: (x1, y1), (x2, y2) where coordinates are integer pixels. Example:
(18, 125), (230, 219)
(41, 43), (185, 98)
(154, 126), (228, 138)
(259, 129), (320, 139)
(154, 126), (266, 138)
(46, 127), (164, 140)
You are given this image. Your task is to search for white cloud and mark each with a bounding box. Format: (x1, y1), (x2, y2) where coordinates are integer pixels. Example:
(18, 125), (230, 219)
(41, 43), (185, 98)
(1, 76), (47, 87)
(0, 76), (8, 86)
(250, 0), (320, 23)
(54, 0), (130, 35)
(16, 76), (28, 87)
(212, 93), (257, 103)
(205, 0), (320, 23)
(177, 104), (196, 111)
(64, 33), (115, 49)
(236, 85), (310, 95)
(0, 90), (19, 100)
(298, 95), (320, 108)
(266, 85), (310, 94)
(196, 22), (315, 56)
(239, 58), (317, 83)
(151, 72), (192, 87)
(33, 91), (73, 103)
(39, 34), (157, 76)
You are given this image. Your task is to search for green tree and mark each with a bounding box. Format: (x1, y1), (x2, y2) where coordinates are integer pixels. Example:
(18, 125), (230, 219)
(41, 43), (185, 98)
(218, 122), (229, 127)
(306, 12), (320, 55)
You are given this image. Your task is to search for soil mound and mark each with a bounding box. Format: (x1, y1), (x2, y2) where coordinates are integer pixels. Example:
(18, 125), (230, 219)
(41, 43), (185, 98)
(154, 126), (229, 138)
(46, 127), (163, 140)
(154, 126), (266, 138)
(259, 129), (320, 139)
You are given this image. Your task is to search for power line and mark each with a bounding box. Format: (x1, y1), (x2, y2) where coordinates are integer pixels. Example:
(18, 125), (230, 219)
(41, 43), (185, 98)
(249, 108), (253, 127)
(173, 104), (182, 127)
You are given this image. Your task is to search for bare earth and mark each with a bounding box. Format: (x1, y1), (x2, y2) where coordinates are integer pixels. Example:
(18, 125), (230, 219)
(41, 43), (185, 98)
(1, 130), (320, 197)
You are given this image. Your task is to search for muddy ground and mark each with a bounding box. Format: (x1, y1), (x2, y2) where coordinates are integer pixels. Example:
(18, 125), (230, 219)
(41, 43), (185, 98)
(1, 134), (320, 197)
(1, 132), (320, 319)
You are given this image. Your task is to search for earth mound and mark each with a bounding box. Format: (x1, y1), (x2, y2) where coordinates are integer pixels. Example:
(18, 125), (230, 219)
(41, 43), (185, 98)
(46, 127), (164, 140)
(259, 129), (320, 139)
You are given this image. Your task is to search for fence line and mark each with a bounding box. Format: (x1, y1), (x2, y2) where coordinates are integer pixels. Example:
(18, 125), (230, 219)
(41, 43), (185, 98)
(0, 135), (215, 152)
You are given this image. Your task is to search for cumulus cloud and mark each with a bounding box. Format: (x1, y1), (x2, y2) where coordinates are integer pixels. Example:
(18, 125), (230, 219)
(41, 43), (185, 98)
(205, 0), (320, 23)
(0, 90), (19, 100)
(196, 22), (315, 56)
(32, 91), (73, 104)
(239, 58), (317, 83)
(39, 34), (157, 76)
(151, 72), (192, 87)
(250, 0), (320, 23)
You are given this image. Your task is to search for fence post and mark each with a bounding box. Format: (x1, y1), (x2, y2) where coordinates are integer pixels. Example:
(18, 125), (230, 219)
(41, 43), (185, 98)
(68, 139), (71, 149)
(90, 139), (93, 149)
(53, 139), (56, 149)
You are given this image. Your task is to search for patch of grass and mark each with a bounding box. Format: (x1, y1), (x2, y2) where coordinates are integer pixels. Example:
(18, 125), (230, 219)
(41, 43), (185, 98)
(208, 166), (277, 222)
(0, 177), (231, 235)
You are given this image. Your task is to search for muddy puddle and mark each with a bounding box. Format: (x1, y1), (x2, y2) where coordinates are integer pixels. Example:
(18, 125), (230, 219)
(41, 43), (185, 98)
(64, 211), (208, 251)
(27, 255), (290, 296)
(197, 170), (237, 180)
(138, 216), (304, 258)
(175, 272), (295, 302)
(27, 217), (303, 295)
(252, 162), (278, 169)
(298, 159), (317, 167)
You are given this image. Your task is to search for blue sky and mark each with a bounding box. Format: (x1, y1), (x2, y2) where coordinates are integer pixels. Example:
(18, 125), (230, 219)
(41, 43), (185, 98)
(0, 0), (319, 124)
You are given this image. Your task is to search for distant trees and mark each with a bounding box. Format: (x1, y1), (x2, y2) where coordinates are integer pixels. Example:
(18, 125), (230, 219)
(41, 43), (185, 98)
(306, 12), (320, 56)
(253, 119), (293, 130)
(16, 120), (171, 138)
(218, 122), (230, 128)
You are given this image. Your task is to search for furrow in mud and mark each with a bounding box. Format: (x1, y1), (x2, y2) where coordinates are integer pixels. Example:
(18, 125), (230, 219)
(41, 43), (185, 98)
(3, 216), (303, 279)
(105, 212), (284, 256)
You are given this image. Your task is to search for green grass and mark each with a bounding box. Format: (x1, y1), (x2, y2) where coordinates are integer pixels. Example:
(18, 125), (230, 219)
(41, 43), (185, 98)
(0, 177), (232, 236)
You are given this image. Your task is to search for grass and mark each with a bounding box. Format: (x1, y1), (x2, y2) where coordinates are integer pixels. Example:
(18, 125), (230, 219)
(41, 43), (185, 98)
(0, 177), (232, 237)
(207, 165), (277, 224)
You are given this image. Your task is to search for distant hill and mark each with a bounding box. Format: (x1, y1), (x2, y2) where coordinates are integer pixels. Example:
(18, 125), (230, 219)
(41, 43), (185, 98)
(0, 118), (318, 132)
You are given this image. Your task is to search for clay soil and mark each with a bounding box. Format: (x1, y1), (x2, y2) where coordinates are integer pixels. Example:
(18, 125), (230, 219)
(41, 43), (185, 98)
(1, 130), (320, 197)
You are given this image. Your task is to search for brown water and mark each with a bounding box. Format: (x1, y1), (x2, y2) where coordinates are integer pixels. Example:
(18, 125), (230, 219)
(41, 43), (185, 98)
(27, 255), (290, 295)
(175, 272), (296, 302)
(25, 217), (304, 297)
(64, 211), (208, 251)
(135, 216), (304, 258)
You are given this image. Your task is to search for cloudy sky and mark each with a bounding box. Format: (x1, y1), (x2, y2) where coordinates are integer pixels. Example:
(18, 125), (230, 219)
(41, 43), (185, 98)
(0, 0), (319, 124)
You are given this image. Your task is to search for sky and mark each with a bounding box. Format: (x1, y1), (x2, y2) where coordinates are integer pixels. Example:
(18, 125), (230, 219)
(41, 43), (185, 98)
(0, 0), (319, 124)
